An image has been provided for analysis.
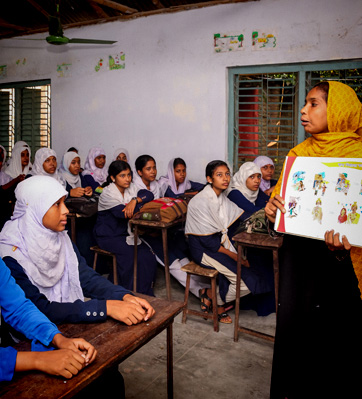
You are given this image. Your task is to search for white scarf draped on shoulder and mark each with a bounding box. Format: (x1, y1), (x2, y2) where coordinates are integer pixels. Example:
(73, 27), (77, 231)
(185, 184), (243, 253)
(0, 175), (84, 303)
(98, 181), (141, 245)
(132, 172), (167, 199)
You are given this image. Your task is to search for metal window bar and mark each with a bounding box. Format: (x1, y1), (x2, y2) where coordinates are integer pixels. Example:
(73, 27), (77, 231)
(0, 88), (15, 157)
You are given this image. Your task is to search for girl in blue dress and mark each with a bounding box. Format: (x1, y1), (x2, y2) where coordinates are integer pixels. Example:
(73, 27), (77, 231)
(94, 160), (158, 295)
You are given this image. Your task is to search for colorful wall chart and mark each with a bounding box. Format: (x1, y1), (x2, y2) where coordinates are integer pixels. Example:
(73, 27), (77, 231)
(252, 31), (277, 50)
(109, 52), (125, 70)
(214, 33), (244, 52)
(57, 63), (72, 78)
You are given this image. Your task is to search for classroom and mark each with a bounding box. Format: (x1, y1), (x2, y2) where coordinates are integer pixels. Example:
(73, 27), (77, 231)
(0, 0), (361, 398)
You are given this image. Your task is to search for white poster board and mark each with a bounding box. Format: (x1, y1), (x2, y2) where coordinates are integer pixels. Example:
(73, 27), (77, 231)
(275, 157), (362, 247)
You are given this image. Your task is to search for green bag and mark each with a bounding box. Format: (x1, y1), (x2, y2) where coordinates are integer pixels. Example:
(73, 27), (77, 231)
(236, 208), (269, 235)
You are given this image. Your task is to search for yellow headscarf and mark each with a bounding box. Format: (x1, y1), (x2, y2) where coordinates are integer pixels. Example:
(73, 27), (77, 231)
(273, 81), (362, 296)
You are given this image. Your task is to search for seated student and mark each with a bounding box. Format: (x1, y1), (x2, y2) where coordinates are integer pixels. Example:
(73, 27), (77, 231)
(0, 176), (155, 333)
(159, 157), (204, 198)
(253, 156), (277, 196)
(82, 147), (108, 192)
(94, 160), (158, 295)
(133, 155), (210, 297)
(185, 160), (276, 323)
(0, 146), (25, 229)
(227, 162), (269, 213)
(60, 151), (92, 197)
(28, 148), (66, 187)
(0, 257), (96, 381)
(112, 148), (130, 163)
(4, 141), (32, 179)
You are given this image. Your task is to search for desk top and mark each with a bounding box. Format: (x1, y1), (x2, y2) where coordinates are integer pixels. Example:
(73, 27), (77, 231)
(129, 216), (185, 228)
(232, 232), (283, 249)
(0, 296), (184, 399)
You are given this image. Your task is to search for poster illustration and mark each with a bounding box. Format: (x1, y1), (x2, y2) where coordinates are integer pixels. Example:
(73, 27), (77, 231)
(214, 33), (244, 52)
(109, 52), (125, 70)
(0, 65), (7, 79)
(275, 157), (362, 247)
(252, 31), (277, 49)
(57, 63), (71, 78)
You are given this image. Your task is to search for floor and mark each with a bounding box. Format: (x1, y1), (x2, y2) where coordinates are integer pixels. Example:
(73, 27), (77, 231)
(119, 266), (276, 399)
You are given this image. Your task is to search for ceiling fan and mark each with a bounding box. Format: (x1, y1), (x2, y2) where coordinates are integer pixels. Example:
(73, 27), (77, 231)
(21, 1), (117, 46)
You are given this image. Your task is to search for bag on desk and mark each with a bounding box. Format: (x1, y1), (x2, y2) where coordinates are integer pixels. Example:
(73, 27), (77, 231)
(133, 197), (187, 223)
(65, 195), (99, 217)
(235, 208), (269, 235)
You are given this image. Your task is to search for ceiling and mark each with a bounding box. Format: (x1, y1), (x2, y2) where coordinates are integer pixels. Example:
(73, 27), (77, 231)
(0, 0), (255, 41)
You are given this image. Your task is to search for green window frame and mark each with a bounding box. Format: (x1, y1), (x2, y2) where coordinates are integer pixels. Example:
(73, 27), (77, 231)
(0, 80), (51, 159)
(228, 60), (362, 175)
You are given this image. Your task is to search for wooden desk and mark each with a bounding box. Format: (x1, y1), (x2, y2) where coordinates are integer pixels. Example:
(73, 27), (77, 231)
(232, 232), (283, 342)
(0, 295), (184, 399)
(67, 213), (77, 243)
(129, 217), (186, 301)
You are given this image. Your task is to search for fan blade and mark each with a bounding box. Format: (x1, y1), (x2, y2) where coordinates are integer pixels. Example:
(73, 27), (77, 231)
(68, 38), (117, 44)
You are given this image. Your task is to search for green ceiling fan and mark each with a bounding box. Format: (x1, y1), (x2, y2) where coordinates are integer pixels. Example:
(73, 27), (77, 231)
(23, 1), (117, 46)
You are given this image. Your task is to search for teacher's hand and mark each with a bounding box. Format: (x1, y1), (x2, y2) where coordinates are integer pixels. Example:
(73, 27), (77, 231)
(265, 194), (286, 223)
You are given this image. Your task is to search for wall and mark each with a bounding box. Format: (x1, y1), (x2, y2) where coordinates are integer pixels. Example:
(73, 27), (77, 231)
(0, 0), (361, 181)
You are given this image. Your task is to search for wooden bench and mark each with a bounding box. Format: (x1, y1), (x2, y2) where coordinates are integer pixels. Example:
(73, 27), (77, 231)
(181, 261), (219, 332)
(90, 245), (118, 285)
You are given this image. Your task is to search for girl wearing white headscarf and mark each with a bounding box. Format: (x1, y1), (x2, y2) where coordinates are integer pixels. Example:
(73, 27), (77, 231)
(0, 175), (155, 329)
(60, 151), (92, 197)
(81, 146), (108, 191)
(4, 141), (32, 179)
(227, 162), (269, 214)
(112, 147), (130, 164)
(94, 160), (157, 295)
(29, 148), (66, 187)
(159, 157), (204, 198)
(253, 155), (277, 196)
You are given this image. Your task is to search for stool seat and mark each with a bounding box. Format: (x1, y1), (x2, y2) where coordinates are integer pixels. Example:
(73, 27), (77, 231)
(181, 261), (219, 332)
(90, 245), (118, 285)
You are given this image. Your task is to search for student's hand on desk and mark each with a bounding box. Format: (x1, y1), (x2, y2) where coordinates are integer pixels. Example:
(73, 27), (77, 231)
(123, 294), (156, 321)
(52, 334), (97, 366)
(106, 298), (152, 325)
(324, 230), (351, 252)
(265, 194), (286, 223)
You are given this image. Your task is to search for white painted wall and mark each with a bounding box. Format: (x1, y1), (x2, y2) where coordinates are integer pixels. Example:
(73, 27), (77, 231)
(0, 0), (361, 182)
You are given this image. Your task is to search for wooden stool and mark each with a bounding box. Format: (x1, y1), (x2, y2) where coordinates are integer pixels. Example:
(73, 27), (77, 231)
(180, 261), (219, 332)
(90, 246), (118, 285)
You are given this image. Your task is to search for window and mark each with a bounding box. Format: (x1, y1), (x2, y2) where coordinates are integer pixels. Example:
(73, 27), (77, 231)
(0, 80), (51, 158)
(228, 60), (362, 175)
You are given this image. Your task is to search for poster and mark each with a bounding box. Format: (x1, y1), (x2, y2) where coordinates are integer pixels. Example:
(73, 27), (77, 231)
(252, 31), (276, 50)
(109, 52), (125, 70)
(214, 33), (244, 52)
(275, 157), (362, 247)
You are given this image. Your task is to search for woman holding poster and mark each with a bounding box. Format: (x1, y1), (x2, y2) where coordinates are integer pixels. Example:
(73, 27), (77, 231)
(265, 81), (362, 399)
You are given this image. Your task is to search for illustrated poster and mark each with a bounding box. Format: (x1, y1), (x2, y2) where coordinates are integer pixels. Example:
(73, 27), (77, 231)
(275, 157), (362, 247)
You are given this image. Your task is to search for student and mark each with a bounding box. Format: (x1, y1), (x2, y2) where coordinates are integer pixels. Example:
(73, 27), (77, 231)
(253, 156), (277, 196)
(0, 257), (96, 381)
(185, 160), (254, 323)
(82, 147), (108, 191)
(265, 81), (362, 398)
(4, 141), (32, 179)
(94, 160), (158, 295)
(159, 157), (204, 198)
(60, 151), (92, 197)
(227, 162), (269, 213)
(112, 148), (130, 163)
(134, 155), (209, 297)
(28, 148), (66, 187)
(0, 176), (155, 332)
(0, 145), (25, 229)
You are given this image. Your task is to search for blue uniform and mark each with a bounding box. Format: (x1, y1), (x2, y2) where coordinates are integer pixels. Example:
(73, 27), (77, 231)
(0, 257), (60, 381)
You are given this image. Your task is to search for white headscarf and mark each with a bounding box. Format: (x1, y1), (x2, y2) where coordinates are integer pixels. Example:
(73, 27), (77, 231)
(185, 184), (243, 253)
(158, 158), (192, 195)
(98, 181), (141, 245)
(253, 156), (275, 192)
(112, 148), (130, 164)
(60, 151), (82, 188)
(4, 141), (32, 178)
(30, 148), (66, 187)
(0, 176), (84, 303)
(133, 172), (167, 199)
(82, 146), (108, 185)
(0, 145), (12, 185)
(229, 162), (261, 205)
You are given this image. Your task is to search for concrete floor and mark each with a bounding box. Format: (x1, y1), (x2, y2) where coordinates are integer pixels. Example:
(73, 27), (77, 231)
(119, 266), (276, 399)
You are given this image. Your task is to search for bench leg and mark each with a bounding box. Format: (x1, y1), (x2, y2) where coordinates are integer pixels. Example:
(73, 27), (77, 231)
(112, 256), (118, 286)
(182, 274), (191, 324)
(211, 277), (219, 333)
(92, 253), (98, 271)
